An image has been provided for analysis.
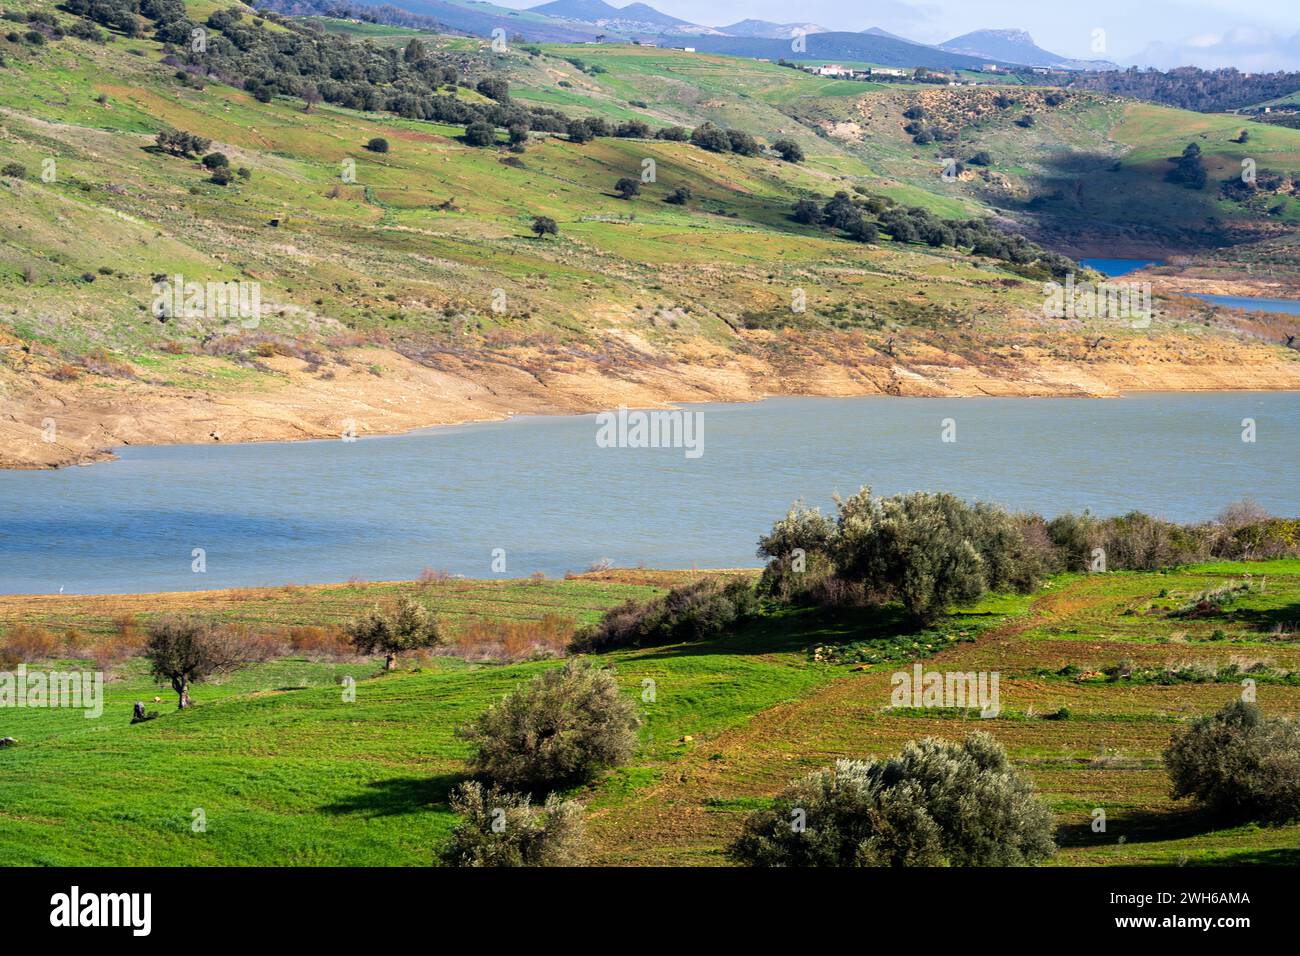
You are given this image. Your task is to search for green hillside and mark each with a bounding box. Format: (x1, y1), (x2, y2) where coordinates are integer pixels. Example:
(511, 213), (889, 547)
(2, 562), (1298, 865)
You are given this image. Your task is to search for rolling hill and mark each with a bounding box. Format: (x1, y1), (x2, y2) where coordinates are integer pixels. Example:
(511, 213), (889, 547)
(0, 0), (1298, 471)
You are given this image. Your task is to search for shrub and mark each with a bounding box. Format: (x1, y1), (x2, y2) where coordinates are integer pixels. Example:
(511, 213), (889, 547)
(1164, 700), (1300, 822)
(729, 733), (1056, 866)
(463, 121), (496, 147)
(457, 659), (640, 791)
(664, 186), (692, 205)
(834, 489), (1038, 624)
(439, 782), (587, 867)
(574, 578), (757, 652)
(210, 166), (233, 186)
(365, 137), (389, 153)
(690, 122), (731, 153)
(1, 161), (26, 179)
(201, 152), (229, 169)
(155, 129), (210, 157)
(456, 614), (575, 661)
(614, 177), (640, 199)
(531, 215), (557, 238)
(2, 625), (57, 662)
(566, 119), (593, 143)
(772, 139), (804, 162)
(345, 597), (444, 669)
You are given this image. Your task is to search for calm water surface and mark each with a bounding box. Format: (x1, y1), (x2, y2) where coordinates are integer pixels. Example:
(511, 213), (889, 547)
(1080, 258), (1163, 277)
(0, 393), (1295, 594)
(1194, 293), (1300, 316)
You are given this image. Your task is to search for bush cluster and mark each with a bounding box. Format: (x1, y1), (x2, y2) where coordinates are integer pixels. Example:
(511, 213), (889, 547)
(1164, 701), (1300, 822)
(729, 733), (1056, 866)
(574, 578), (758, 653)
(439, 781), (588, 867)
(758, 491), (1300, 623)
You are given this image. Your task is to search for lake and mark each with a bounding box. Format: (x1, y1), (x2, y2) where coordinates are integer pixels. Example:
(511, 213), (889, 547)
(0, 393), (1295, 595)
(1080, 258), (1163, 277)
(1194, 293), (1300, 316)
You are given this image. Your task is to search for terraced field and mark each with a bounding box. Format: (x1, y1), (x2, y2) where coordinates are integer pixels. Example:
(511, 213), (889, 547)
(1, 561), (1297, 865)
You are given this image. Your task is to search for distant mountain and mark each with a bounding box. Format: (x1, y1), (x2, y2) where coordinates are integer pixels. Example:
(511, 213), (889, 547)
(619, 2), (690, 27)
(668, 31), (1019, 71)
(526, 0), (706, 34)
(718, 19), (827, 40)
(862, 26), (911, 42)
(528, 0), (621, 21)
(938, 29), (1117, 71)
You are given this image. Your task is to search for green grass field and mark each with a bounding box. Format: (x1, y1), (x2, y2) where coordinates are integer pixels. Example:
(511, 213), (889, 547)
(2, 560), (1298, 866)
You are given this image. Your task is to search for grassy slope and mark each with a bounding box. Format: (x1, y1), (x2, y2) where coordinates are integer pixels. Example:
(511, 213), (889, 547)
(0, 7), (1058, 380)
(2, 561), (1298, 865)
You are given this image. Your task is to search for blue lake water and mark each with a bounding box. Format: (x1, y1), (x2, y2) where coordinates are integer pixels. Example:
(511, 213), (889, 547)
(1080, 258), (1162, 277)
(1194, 293), (1300, 316)
(0, 393), (1296, 595)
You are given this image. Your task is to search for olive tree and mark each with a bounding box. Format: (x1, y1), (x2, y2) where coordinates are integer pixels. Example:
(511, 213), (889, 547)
(1164, 700), (1300, 822)
(457, 659), (639, 791)
(145, 616), (244, 709)
(345, 597), (444, 670)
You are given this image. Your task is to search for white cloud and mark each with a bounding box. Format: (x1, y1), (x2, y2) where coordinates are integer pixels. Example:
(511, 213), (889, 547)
(1128, 27), (1300, 70)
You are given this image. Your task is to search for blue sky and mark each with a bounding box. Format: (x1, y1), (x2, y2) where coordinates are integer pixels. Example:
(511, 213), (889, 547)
(499, 0), (1300, 68)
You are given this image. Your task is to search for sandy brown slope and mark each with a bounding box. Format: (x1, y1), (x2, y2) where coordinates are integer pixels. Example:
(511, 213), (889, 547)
(3, 329), (1298, 470)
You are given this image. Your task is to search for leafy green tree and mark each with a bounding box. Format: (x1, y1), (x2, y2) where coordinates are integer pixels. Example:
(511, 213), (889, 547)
(690, 122), (731, 153)
(531, 215), (558, 238)
(365, 137), (389, 153)
(463, 121), (496, 147)
(772, 139), (804, 163)
(614, 177), (640, 199)
(345, 597), (444, 670)
(145, 616), (244, 709)
(791, 199), (822, 225)
(567, 119), (593, 143)
(1164, 701), (1300, 822)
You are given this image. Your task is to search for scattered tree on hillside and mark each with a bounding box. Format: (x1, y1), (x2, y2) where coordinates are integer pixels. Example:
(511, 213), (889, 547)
(155, 129), (211, 157)
(567, 119), (593, 144)
(531, 215), (558, 238)
(614, 177), (640, 200)
(463, 121), (496, 147)
(791, 198), (822, 225)
(365, 137), (390, 153)
(664, 186), (692, 205)
(345, 597), (443, 670)
(145, 616), (244, 709)
(1167, 142), (1207, 189)
(457, 659), (640, 791)
(772, 139), (804, 163)
(690, 122), (732, 153)
(1164, 700), (1300, 822)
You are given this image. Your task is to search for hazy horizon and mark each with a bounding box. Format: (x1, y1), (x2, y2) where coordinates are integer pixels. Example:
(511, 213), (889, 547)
(491, 0), (1300, 70)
